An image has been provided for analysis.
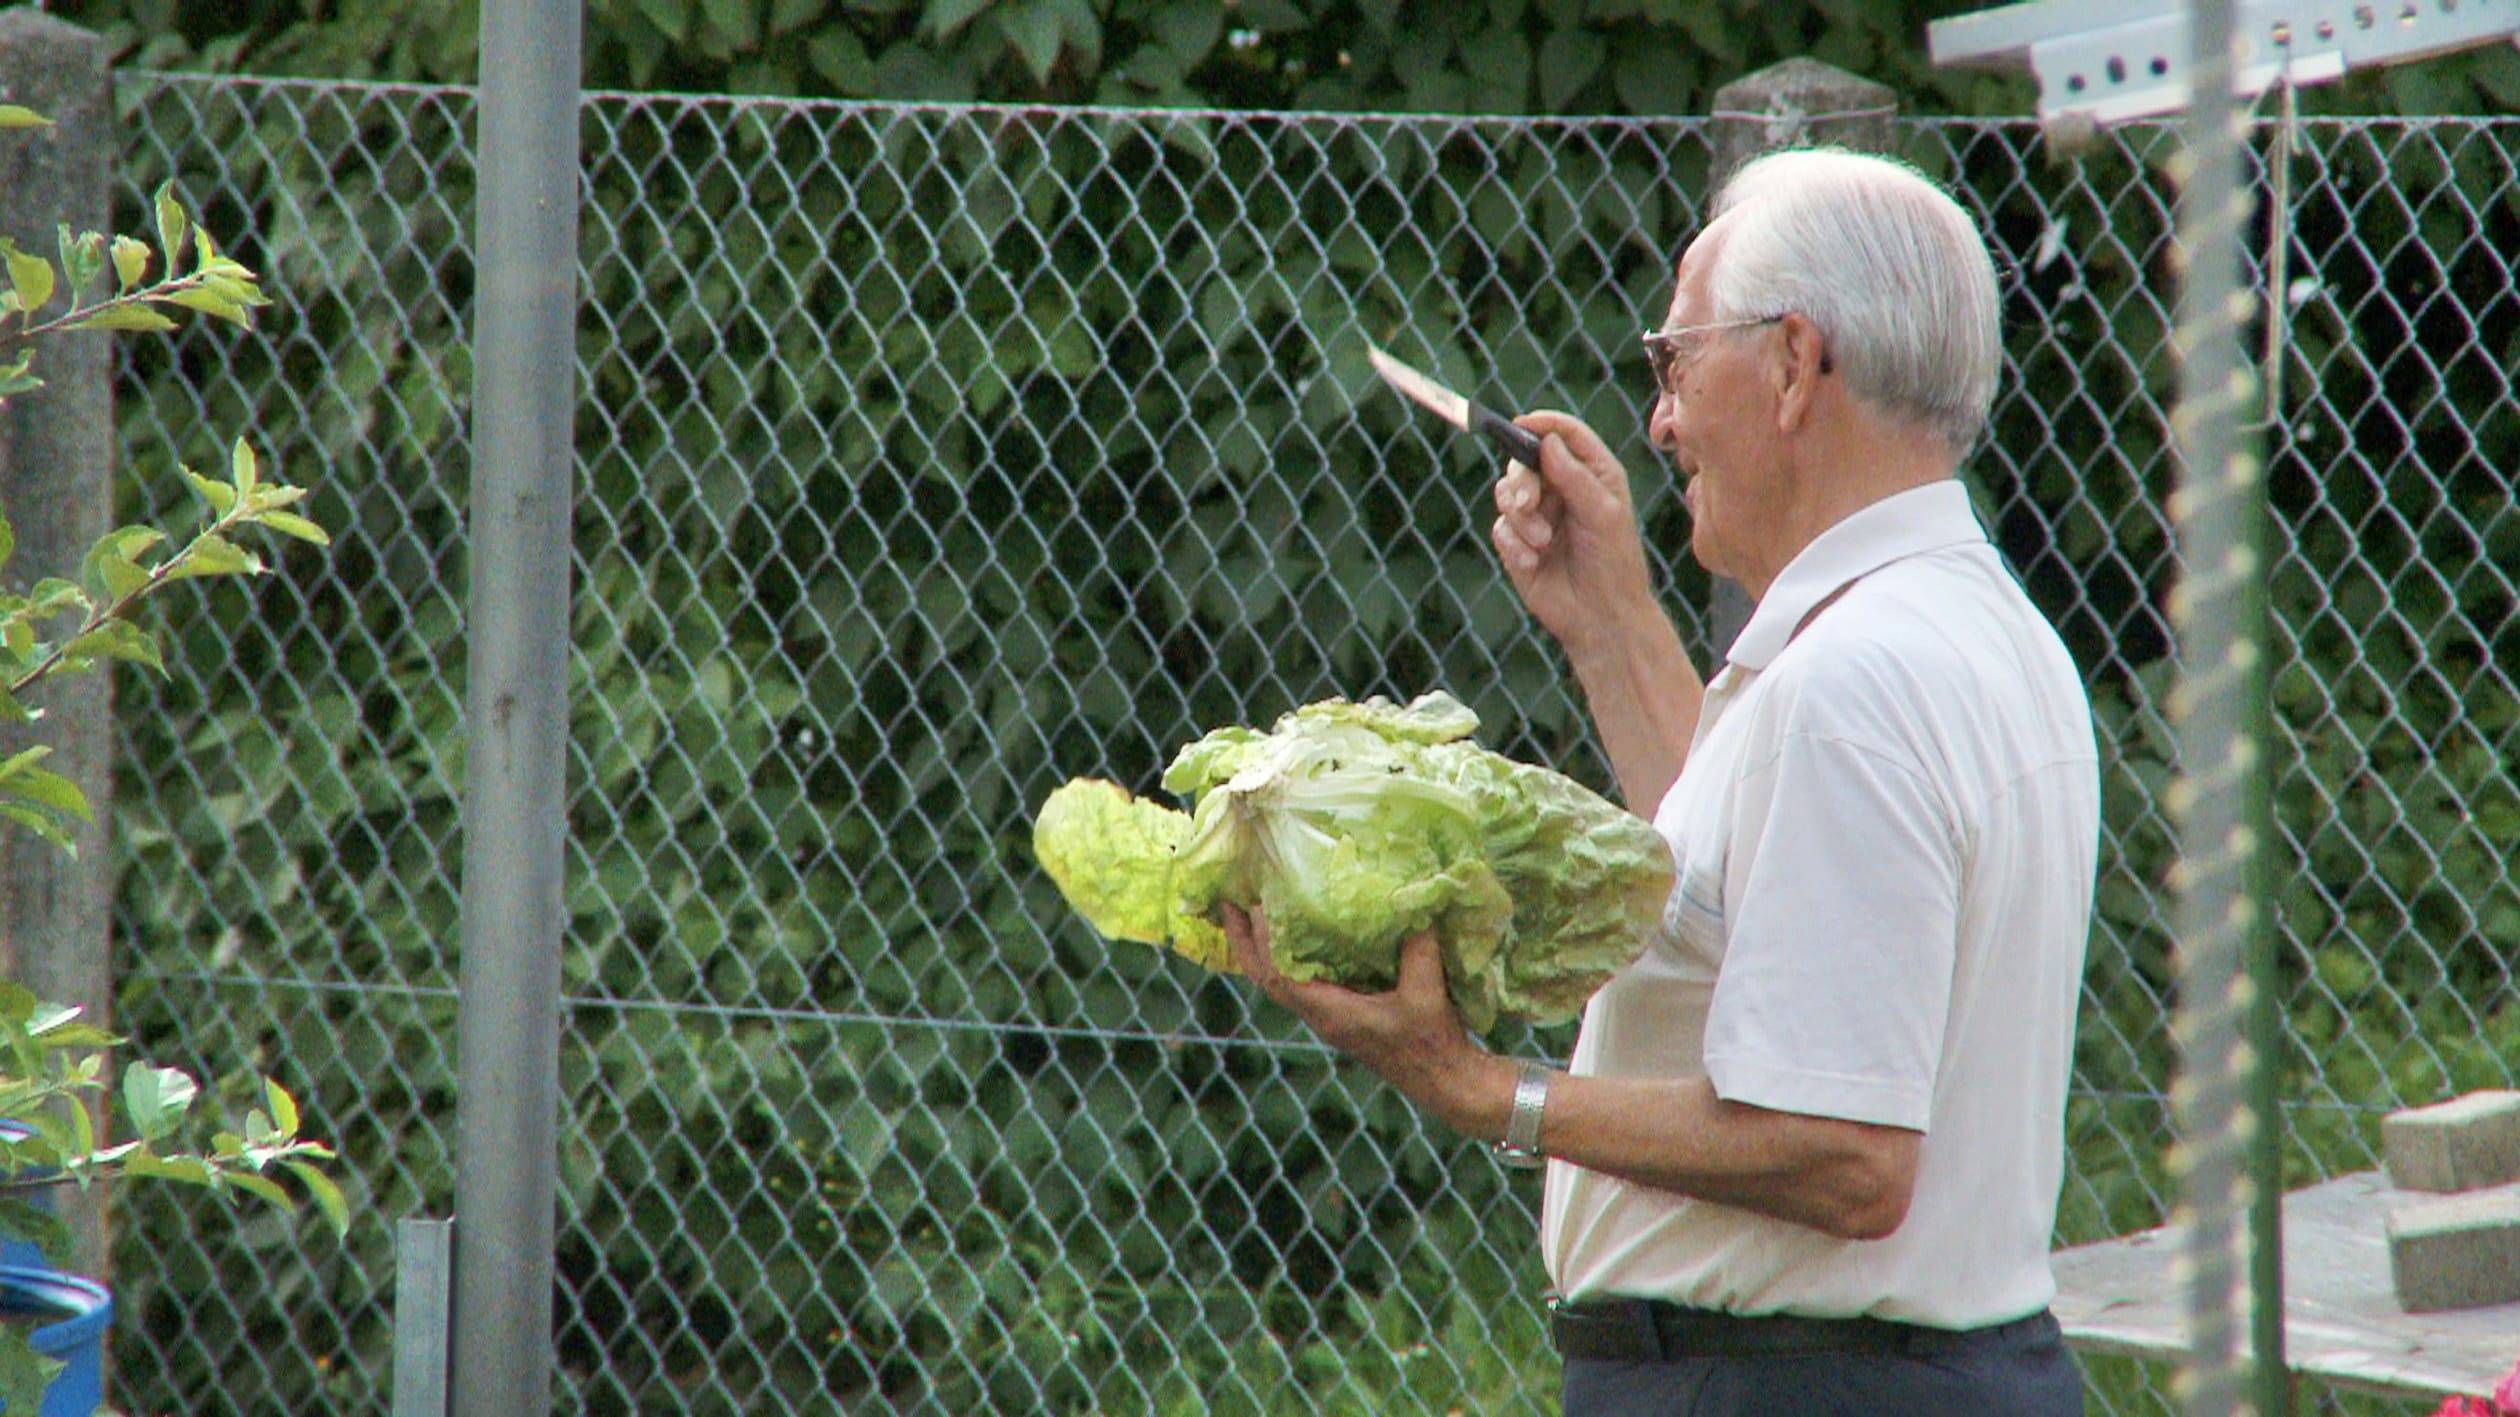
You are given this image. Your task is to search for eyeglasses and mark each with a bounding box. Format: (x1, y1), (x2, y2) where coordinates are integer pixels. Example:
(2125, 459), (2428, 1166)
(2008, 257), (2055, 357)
(1640, 315), (1784, 398)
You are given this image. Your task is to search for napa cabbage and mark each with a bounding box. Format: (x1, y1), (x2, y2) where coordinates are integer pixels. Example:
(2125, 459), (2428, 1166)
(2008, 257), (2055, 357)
(1033, 692), (1671, 1031)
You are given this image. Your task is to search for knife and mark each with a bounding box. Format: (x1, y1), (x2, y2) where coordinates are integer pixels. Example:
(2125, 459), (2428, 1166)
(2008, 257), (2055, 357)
(1366, 345), (1545, 470)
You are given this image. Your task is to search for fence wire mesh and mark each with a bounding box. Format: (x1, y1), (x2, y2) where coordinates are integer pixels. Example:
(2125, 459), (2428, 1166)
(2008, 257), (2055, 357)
(96, 71), (2520, 1415)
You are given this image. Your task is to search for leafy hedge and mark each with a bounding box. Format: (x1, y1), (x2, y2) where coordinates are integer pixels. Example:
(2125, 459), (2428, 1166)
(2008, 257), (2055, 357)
(65, 7), (2520, 1415)
(52, 0), (2520, 117)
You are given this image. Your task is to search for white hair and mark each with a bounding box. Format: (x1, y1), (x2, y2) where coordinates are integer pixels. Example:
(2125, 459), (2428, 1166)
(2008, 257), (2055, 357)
(1706, 147), (2001, 456)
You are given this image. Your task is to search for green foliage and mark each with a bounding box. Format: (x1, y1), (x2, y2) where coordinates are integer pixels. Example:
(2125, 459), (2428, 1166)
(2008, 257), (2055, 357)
(52, 0), (2520, 117)
(0, 152), (342, 1410)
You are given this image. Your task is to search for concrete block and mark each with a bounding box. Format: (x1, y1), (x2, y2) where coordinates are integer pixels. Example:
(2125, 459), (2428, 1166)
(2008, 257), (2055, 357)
(2386, 1183), (2520, 1313)
(2382, 1090), (2520, 1193)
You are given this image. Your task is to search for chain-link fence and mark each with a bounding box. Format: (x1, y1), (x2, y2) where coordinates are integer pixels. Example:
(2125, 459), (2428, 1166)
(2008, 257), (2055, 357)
(97, 69), (2519, 1414)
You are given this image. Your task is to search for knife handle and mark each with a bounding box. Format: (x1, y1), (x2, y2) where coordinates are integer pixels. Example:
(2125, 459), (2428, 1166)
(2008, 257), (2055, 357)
(1474, 405), (1544, 471)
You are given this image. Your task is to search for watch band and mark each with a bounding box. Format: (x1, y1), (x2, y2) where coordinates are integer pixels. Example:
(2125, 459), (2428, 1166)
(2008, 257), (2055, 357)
(1495, 1062), (1553, 1169)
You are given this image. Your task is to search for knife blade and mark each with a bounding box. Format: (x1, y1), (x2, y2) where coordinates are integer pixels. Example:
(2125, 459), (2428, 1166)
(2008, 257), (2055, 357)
(1366, 345), (1544, 470)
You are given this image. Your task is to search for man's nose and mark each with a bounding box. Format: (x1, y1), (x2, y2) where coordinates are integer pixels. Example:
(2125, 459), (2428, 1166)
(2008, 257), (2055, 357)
(1646, 392), (1677, 454)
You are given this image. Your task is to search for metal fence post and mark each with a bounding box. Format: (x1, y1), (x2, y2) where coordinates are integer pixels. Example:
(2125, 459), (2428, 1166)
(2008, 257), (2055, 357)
(452, 0), (581, 1410)
(394, 1217), (453, 1417)
(2163, 0), (2288, 1410)
(0, 8), (115, 1284)
(1700, 59), (1899, 658)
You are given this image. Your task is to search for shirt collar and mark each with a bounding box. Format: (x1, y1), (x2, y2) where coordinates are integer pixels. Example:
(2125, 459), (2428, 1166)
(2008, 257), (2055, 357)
(1723, 480), (1989, 671)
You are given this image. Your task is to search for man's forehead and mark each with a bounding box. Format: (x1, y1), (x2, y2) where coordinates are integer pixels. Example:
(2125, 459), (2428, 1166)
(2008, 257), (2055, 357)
(1676, 209), (1742, 282)
(1666, 215), (1737, 321)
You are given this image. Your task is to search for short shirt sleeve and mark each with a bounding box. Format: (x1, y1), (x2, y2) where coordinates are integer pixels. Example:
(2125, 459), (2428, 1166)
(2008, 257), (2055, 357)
(1700, 684), (1963, 1133)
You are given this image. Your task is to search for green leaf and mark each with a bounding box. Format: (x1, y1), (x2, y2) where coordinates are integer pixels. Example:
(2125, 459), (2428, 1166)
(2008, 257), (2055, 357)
(67, 1088), (94, 1159)
(153, 182), (190, 269)
(1005, 0), (1064, 85)
(232, 437), (260, 495)
(1150, 0), (1221, 62)
(0, 1200), (75, 1268)
(0, 802), (72, 851)
(924, 0), (992, 39)
(61, 620), (165, 676)
(0, 744), (49, 783)
(184, 467), (238, 517)
(284, 1158), (350, 1236)
(224, 1170), (293, 1211)
(22, 1002), (80, 1037)
(110, 234), (149, 291)
(0, 351), (37, 398)
(252, 511), (331, 546)
(3, 766), (92, 823)
(1537, 28), (1605, 110)
(807, 29), (876, 92)
(26, 1021), (113, 1050)
(63, 304), (179, 333)
(0, 1325), (62, 1417)
(630, 0), (689, 39)
(123, 1152), (215, 1185)
(57, 226), (103, 298)
(266, 1079), (300, 1138)
(695, 0), (757, 44)
(165, 285), (248, 323)
(78, 529), (162, 604)
(0, 105), (51, 130)
(1, 240), (56, 319)
(166, 533), (263, 581)
(122, 1063), (198, 1142)
(0, 516), (11, 574)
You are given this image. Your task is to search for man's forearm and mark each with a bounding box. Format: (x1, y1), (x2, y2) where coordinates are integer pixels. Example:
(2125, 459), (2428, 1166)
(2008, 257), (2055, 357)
(1438, 1065), (1916, 1241)
(1564, 602), (1704, 816)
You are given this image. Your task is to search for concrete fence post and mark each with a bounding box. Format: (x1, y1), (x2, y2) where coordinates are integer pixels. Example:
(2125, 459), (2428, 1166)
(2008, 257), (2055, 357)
(1700, 58), (1900, 656)
(0, 8), (116, 1283)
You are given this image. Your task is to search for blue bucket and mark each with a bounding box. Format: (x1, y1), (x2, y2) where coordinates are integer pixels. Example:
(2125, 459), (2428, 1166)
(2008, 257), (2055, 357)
(0, 1266), (112, 1416)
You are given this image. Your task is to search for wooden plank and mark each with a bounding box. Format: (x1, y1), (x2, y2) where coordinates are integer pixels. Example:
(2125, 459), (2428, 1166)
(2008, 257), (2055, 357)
(2052, 1170), (2520, 1398)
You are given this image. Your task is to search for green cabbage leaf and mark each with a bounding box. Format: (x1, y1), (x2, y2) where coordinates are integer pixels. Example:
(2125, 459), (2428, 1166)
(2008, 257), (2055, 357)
(1031, 691), (1672, 1032)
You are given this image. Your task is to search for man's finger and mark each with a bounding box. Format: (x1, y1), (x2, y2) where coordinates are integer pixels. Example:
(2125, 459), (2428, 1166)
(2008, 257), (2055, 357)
(1493, 515), (1543, 576)
(1222, 904), (1261, 974)
(1514, 413), (1627, 520)
(1395, 930), (1448, 998)
(1223, 903), (1293, 1001)
(1494, 463), (1544, 515)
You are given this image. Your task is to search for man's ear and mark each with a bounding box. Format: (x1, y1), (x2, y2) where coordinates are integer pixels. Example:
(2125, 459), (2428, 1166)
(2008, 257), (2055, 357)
(1773, 312), (1830, 434)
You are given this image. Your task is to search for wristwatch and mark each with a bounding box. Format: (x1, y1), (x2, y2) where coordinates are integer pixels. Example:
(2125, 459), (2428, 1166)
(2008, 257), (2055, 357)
(1494, 1062), (1554, 1169)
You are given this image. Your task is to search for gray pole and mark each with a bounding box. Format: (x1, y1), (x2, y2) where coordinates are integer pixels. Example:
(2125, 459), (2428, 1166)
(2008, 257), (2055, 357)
(452, 0), (580, 1408)
(0, 10), (115, 1283)
(1701, 59), (1897, 657)
(2161, 0), (2284, 1412)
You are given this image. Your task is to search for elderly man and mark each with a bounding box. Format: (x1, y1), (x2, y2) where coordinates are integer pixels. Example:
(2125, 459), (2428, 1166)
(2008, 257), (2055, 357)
(1223, 147), (2099, 1415)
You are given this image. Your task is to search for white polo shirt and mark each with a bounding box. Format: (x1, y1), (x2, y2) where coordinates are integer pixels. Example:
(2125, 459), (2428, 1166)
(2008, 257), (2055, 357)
(1539, 479), (2099, 1329)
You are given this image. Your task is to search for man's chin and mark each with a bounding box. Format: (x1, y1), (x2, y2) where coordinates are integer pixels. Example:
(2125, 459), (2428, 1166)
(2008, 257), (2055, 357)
(1688, 526), (1726, 580)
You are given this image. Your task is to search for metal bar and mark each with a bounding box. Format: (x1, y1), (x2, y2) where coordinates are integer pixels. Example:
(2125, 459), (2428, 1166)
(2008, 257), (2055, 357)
(394, 1218), (453, 1417)
(1929, 0), (2520, 123)
(451, 0), (581, 1409)
(2164, 0), (2284, 1411)
(2247, 84), (2299, 1417)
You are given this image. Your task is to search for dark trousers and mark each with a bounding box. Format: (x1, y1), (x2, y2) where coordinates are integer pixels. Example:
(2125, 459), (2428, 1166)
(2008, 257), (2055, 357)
(1558, 1307), (2084, 1416)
